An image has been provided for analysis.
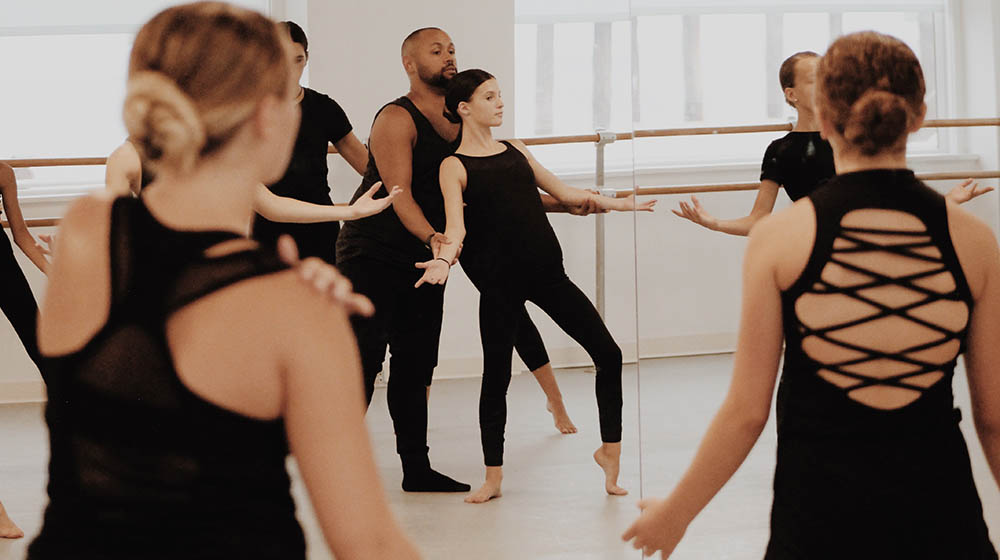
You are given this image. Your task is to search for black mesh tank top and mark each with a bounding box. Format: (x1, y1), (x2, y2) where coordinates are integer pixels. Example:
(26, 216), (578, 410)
(28, 197), (306, 560)
(453, 141), (564, 286)
(336, 96), (461, 267)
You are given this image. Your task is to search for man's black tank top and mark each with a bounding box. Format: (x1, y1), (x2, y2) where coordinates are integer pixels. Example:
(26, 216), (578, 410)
(336, 96), (461, 267)
(453, 141), (564, 287)
(28, 197), (306, 560)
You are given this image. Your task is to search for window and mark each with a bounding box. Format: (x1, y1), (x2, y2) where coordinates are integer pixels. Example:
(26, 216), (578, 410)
(515, 0), (951, 173)
(0, 1), (274, 195)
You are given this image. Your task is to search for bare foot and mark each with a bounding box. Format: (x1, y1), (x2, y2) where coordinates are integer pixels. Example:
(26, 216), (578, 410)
(546, 400), (578, 434)
(0, 508), (23, 539)
(464, 467), (503, 504)
(594, 443), (628, 496)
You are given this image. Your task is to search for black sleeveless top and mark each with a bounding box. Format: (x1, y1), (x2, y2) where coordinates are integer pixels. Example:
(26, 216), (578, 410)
(454, 141), (564, 286)
(767, 169), (995, 559)
(336, 96), (461, 268)
(28, 197), (306, 560)
(760, 131), (835, 201)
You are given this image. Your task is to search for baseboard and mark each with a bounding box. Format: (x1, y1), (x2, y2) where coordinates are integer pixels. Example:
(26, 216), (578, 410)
(0, 333), (739, 403)
(0, 380), (47, 404)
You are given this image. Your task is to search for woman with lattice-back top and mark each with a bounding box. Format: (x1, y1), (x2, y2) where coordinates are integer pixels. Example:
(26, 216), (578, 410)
(625, 31), (999, 559)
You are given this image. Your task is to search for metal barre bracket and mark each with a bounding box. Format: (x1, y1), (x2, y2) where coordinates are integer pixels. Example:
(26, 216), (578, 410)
(596, 130), (617, 146)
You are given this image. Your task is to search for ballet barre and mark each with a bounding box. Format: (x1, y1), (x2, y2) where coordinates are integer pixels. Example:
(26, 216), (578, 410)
(618, 170), (1000, 197)
(4, 117), (1000, 320)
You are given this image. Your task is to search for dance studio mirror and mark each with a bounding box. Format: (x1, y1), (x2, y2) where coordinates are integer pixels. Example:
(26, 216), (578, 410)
(632, 1), (1000, 558)
(0, 0), (644, 559)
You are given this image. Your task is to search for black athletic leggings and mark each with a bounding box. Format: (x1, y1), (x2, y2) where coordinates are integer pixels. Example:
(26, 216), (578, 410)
(466, 272), (550, 373)
(0, 232), (40, 367)
(479, 272), (622, 466)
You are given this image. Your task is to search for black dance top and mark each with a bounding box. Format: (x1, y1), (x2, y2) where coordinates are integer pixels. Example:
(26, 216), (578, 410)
(337, 96), (461, 268)
(767, 169), (996, 558)
(760, 131), (835, 201)
(252, 87), (353, 261)
(453, 141), (564, 285)
(28, 197), (306, 560)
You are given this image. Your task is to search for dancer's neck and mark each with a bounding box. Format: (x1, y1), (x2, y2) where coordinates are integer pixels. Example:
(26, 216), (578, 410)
(457, 122), (501, 155)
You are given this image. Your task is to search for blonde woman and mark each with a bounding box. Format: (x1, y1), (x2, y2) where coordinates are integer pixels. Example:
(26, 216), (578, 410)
(30, 3), (418, 559)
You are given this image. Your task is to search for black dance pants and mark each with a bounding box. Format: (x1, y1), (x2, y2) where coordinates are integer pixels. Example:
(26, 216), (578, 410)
(478, 272), (622, 466)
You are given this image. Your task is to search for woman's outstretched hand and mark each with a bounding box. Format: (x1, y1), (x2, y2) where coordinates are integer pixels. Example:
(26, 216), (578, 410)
(413, 259), (450, 288)
(622, 498), (687, 559)
(672, 196), (718, 230)
(277, 235), (374, 317)
(945, 178), (994, 205)
(617, 193), (657, 212)
(350, 181), (403, 219)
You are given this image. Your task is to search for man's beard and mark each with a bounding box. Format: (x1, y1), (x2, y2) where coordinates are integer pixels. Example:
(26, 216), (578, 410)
(420, 68), (452, 90)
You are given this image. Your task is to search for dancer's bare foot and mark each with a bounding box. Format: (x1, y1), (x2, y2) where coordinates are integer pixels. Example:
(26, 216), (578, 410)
(464, 467), (503, 504)
(546, 400), (578, 434)
(0, 503), (23, 539)
(594, 443), (628, 496)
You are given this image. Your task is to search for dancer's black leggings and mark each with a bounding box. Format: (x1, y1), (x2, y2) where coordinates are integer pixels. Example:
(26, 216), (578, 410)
(466, 272), (550, 373)
(479, 272), (622, 466)
(0, 232), (40, 367)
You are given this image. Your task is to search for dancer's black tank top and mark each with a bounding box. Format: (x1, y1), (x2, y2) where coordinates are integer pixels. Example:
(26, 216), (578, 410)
(336, 96), (461, 268)
(28, 197), (306, 560)
(453, 141), (564, 286)
(760, 131), (835, 201)
(769, 169), (996, 558)
(778, 169), (972, 437)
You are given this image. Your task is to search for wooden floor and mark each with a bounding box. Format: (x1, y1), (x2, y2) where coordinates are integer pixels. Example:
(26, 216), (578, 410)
(2, 355), (998, 559)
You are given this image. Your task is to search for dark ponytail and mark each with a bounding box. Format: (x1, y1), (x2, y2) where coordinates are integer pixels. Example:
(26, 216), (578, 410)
(443, 69), (494, 124)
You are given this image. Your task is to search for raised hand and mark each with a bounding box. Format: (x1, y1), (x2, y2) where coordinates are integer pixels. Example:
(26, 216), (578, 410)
(350, 181), (403, 219)
(276, 235), (374, 317)
(672, 196), (718, 230)
(36, 233), (55, 256)
(413, 258), (450, 288)
(945, 178), (994, 205)
(621, 498), (687, 559)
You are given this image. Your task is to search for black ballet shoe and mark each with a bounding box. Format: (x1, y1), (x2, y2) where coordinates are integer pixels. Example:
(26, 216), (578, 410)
(401, 467), (471, 493)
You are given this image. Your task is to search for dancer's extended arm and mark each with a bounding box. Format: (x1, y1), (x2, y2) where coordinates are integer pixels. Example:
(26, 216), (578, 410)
(622, 210), (788, 557)
(253, 182), (400, 223)
(509, 140), (655, 213)
(413, 156), (466, 288)
(673, 180), (780, 237)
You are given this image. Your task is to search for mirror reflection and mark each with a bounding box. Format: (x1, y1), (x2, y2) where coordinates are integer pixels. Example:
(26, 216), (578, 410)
(634, 1), (1000, 558)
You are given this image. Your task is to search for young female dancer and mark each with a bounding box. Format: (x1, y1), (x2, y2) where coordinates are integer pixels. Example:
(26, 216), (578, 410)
(415, 69), (655, 503)
(29, 3), (418, 558)
(625, 32), (1000, 559)
(673, 51), (991, 234)
(251, 20), (373, 263)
